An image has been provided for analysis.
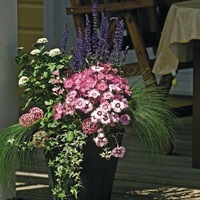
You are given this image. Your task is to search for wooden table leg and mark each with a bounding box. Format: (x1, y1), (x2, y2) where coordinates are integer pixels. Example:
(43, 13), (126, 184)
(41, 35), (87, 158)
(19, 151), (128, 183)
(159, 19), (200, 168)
(193, 40), (200, 168)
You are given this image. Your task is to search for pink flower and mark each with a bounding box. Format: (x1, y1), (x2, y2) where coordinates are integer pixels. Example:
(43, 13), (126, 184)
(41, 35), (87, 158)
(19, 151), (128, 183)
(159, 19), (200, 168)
(29, 107), (44, 120)
(19, 113), (35, 127)
(109, 112), (120, 123)
(113, 94), (129, 108)
(81, 100), (93, 113)
(96, 81), (108, 91)
(100, 114), (111, 125)
(68, 90), (77, 98)
(109, 84), (121, 92)
(52, 70), (60, 76)
(103, 91), (114, 100)
(79, 77), (97, 93)
(63, 77), (74, 89)
(88, 89), (100, 98)
(53, 102), (64, 119)
(91, 108), (104, 121)
(64, 105), (75, 115)
(91, 64), (104, 72)
(99, 102), (111, 112)
(111, 99), (125, 113)
(93, 133), (108, 147)
(74, 98), (86, 109)
(112, 146), (126, 158)
(120, 114), (131, 125)
(97, 71), (105, 80)
(82, 118), (98, 135)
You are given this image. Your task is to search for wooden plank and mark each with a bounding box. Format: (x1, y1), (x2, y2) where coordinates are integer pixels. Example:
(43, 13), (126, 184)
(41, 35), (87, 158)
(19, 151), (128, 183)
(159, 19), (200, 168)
(125, 13), (155, 83)
(67, 0), (155, 15)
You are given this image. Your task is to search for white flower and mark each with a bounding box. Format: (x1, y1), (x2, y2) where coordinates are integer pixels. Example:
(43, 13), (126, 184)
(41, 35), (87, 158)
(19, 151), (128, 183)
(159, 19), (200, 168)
(93, 133), (108, 147)
(91, 64), (104, 72)
(16, 47), (24, 50)
(18, 76), (29, 88)
(49, 48), (62, 57)
(111, 99), (125, 113)
(30, 49), (41, 55)
(37, 37), (48, 44)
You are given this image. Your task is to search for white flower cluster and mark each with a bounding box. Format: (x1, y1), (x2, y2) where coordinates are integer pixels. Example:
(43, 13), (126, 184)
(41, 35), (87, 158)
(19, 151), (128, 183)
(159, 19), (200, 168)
(49, 48), (62, 57)
(18, 76), (29, 88)
(30, 49), (41, 55)
(37, 37), (48, 44)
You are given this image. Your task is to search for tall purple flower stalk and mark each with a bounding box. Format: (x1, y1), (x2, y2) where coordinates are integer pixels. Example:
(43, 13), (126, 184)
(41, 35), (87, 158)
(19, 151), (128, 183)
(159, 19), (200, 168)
(84, 14), (92, 57)
(72, 28), (86, 70)
(60, 21), (68, 53)
(92, 3), (98, 54)
(96, 12), (110, 62)
(111, 17), (124, 65)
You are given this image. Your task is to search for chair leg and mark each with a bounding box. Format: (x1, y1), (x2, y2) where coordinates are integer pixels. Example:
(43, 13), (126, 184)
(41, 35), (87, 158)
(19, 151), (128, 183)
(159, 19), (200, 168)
(125, 12), (156, 85)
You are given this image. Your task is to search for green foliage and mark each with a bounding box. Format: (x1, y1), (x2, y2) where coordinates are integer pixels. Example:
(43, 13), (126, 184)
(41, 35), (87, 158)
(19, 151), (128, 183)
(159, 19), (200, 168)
(128, 79), (178, 154)
(0, 123), (39, 194)
(0, 34), (178, 200)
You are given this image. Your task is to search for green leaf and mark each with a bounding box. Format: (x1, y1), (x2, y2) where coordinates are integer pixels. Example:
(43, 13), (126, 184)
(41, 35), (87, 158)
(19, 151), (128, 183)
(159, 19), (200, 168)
(22, 97), (33, 110)
(66, 132), (74, 142)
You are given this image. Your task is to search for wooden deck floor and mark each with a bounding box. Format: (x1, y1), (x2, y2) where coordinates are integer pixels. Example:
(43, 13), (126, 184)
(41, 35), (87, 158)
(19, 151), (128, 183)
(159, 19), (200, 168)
(14, 113), (200, 199)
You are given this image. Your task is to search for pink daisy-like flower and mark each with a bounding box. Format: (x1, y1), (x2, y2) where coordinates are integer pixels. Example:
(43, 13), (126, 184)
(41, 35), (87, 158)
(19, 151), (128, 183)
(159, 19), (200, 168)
(96, 81), (108, 92)
(79, 77), (97, 93)
(93, 133), (108, 147)
(53, 102), (64, 120)
(99, 101), (111, 112)
(112, 146), (126, 158)
(74, 98), (86, 109)
(63, 77), (74, 89)
(120, 114), (131, 125)
(113, 94), (129, 108)
(97, 71), (105, 81)
(111, 99), (125, 113)
(81, 100), (93, 113)
(91, 108), (104, 121)
(91, 64), (104, 72)
(100, 114), (111, 125)
(19, 113), (35, 127)
(103, 91), (114, 100)
(109, 112), (120, 123)
(82, 118), (98, 135)
(109, 84), (121, 93)
(29, 107), (44, 120)
(64, 105), (75, 115)
(68, 90), (77, 98)
(88, 89), (100, 98)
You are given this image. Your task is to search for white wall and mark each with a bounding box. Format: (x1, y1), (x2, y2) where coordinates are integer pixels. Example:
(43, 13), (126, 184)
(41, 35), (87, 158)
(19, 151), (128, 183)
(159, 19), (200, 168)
(43, 0), (76, 51)
(0, 0), (18, 198)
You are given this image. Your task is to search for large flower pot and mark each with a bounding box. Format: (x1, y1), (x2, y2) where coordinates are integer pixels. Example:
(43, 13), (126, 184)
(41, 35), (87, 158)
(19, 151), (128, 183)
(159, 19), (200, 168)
(46, 133), (123, 200)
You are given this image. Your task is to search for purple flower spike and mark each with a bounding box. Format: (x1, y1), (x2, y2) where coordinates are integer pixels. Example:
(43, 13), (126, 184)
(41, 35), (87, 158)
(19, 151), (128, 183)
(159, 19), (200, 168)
(92, 3), (98, 53)
(96, 12), (110, 62)
(111, 18), (124, 65)
(60, 21), (68, 53)
(85, 14), (92, 56)
(73, 28), (86, 69)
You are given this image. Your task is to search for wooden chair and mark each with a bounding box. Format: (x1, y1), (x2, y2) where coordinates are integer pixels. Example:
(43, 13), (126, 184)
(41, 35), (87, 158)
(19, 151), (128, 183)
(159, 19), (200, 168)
(66, 0), (159, 85)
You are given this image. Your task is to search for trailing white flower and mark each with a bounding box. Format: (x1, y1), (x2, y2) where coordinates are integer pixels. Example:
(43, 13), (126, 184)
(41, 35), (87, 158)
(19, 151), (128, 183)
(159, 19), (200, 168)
(49, 48), (62, 57)
(18, 76), (29, 88)
(37, 37), (48, 44)
(30, 49), (41, 55)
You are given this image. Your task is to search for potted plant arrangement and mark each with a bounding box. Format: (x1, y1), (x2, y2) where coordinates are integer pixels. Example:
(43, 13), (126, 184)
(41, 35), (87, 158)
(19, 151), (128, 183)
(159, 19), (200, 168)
(0, 4), (176, 200)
